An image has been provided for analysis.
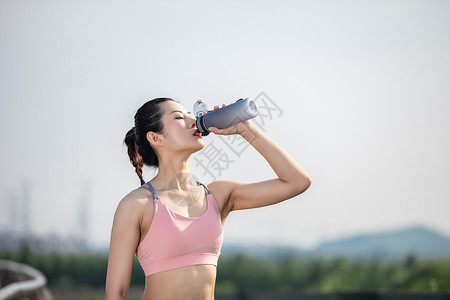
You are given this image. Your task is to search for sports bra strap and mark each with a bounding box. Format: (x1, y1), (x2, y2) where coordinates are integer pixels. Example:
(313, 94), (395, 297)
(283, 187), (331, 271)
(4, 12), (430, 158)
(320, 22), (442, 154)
(200, 183), (212, 195)
(139, 182), (159, 200)
(139, 181), (210, 199)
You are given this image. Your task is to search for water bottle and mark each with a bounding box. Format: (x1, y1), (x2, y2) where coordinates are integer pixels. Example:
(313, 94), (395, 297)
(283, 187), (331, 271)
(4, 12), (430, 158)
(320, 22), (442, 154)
(193, 98), (259, 136)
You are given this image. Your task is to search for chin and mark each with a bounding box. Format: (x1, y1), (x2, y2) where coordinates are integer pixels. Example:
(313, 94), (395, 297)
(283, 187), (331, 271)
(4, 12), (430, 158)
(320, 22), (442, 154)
(194, 140), (206, 152)
(182, 140), (205, 155)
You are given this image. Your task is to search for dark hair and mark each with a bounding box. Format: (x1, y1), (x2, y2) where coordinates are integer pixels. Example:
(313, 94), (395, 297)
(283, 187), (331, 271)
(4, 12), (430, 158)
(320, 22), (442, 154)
(124, 98), (174, 185)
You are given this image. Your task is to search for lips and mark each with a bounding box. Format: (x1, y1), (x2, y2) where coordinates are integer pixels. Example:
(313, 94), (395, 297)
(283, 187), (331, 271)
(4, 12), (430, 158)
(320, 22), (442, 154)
(193, 130), (202, 137)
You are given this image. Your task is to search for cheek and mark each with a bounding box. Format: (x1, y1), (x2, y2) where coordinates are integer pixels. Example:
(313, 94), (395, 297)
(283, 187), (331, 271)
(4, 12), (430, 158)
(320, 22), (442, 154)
(164, 123), (186, 141)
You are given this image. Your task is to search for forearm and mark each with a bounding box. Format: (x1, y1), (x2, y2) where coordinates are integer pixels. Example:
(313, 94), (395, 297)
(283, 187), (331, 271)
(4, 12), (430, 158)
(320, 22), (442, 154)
(240, 123), (311, 188)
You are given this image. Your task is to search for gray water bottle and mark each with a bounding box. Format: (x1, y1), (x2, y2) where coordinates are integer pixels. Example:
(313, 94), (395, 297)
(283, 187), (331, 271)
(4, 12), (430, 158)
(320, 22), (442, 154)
(193, 98), (259, 136)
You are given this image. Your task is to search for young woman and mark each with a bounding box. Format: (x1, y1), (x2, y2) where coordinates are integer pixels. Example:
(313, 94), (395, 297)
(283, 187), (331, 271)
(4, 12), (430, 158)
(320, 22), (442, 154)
(105, 97), (311, 300)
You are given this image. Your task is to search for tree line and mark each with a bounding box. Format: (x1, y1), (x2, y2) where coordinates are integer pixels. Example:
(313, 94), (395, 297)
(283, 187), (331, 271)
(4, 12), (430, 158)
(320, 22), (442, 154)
(1, 245), (449, 294)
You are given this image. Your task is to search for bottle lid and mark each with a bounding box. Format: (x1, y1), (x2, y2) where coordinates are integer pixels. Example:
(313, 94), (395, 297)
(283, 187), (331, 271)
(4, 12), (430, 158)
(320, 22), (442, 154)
(193, 100), (209, 118)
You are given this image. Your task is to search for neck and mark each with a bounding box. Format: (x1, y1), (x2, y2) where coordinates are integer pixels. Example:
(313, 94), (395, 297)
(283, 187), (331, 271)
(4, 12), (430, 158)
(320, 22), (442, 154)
(152, 155), (197, 191)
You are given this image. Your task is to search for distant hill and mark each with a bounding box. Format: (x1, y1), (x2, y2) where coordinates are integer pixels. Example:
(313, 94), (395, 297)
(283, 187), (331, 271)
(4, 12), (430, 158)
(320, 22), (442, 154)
(222, 226), (450, 259)
(312, 225), (450, 259)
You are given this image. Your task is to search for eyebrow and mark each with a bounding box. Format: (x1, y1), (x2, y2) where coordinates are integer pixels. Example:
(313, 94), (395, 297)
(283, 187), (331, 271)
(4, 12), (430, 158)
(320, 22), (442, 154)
(170, 110), (192, 115)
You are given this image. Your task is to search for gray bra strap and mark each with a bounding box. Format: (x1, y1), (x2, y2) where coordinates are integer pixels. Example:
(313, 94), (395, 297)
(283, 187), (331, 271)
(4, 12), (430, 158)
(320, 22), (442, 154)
(139, 182), (159, 200)
(140, 181), (210, 198)
(199, 183), (211, 195)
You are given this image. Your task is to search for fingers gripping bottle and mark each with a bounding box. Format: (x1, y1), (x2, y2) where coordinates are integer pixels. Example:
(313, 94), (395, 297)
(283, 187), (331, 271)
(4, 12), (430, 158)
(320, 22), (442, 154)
(193, 98), (259, 136)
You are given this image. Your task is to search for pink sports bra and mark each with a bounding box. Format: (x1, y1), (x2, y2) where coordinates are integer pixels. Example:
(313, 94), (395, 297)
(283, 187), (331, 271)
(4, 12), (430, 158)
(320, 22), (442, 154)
(136, 181), (224, 277)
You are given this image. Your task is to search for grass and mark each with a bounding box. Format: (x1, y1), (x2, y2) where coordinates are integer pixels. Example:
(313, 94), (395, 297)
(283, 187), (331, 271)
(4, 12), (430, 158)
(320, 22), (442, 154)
(50, 285), (144, 300)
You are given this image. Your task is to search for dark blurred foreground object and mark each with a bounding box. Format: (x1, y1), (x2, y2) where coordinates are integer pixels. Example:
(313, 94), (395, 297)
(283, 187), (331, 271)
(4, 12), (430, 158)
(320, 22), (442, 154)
(0, 259), (53, 300)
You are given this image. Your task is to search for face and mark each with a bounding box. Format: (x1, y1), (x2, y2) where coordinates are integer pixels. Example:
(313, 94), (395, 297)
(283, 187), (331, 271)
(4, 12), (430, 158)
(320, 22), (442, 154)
(149, 101), (205, 153)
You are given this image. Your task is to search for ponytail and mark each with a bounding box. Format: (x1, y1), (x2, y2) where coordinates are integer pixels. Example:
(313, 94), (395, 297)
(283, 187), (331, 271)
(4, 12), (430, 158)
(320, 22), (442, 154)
(124, 98), (173, 184)
(124, 127), (145, 185)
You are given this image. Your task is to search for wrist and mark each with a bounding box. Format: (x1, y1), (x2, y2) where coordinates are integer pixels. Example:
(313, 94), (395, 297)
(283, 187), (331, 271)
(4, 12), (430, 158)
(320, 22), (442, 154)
(239, 122), (259, 142)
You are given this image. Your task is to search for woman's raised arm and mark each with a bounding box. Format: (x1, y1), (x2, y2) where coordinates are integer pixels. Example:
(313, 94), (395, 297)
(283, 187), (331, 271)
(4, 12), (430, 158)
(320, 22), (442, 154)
(208, 113), (311, 214)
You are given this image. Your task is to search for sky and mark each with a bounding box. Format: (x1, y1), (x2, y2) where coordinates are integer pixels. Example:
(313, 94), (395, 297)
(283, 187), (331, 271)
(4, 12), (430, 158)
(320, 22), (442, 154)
(1, 0), (450, 250)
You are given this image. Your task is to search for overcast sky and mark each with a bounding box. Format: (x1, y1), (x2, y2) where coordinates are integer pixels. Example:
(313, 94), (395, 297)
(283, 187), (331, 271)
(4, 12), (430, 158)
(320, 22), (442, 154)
(1, 0), (449, 249)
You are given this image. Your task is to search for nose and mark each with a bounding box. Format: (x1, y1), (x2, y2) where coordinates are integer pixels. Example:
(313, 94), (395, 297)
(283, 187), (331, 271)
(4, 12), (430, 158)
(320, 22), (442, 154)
(188, 114), (197, 128)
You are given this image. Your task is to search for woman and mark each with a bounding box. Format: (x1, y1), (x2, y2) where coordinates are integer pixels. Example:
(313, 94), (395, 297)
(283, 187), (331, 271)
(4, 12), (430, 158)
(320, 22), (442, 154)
(105, 97), (311, 299)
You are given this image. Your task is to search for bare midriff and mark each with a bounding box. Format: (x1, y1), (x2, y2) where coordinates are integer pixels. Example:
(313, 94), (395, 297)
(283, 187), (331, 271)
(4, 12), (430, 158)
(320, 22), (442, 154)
(142, 264), (217, 300)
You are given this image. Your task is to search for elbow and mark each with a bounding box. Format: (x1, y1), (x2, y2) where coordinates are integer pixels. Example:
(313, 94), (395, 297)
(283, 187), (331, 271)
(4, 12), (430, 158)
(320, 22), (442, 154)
(295, 176), (312, 195)
(305, 176), (312, 189)
(105, 283), (128, 300)
(104, 291), (127, 300)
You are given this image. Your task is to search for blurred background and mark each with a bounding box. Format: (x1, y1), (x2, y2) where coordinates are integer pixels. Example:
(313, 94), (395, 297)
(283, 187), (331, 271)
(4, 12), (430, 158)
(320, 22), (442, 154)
(1, 0), (449, 299)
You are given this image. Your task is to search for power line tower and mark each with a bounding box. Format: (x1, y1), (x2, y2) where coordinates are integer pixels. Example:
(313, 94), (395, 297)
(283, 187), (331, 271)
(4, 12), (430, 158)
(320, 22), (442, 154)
(79, 179), (92, 248)
(21, 179), (32, 239)
(8, 192), (19, 234)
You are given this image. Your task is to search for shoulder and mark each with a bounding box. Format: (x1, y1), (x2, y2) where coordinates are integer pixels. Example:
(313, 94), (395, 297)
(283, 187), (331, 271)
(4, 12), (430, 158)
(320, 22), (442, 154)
(114, 187), (154, 222)
(205, 180), (241, 216)
(207, 180), (238, 196)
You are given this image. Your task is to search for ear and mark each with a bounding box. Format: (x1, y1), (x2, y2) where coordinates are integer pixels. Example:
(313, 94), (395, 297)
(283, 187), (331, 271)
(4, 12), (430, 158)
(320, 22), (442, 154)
(146, 131), (164, 146)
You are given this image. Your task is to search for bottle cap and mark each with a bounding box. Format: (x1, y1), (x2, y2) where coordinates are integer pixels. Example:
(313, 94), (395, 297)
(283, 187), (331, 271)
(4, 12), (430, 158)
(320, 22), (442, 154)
(193, 100), (209, 118)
